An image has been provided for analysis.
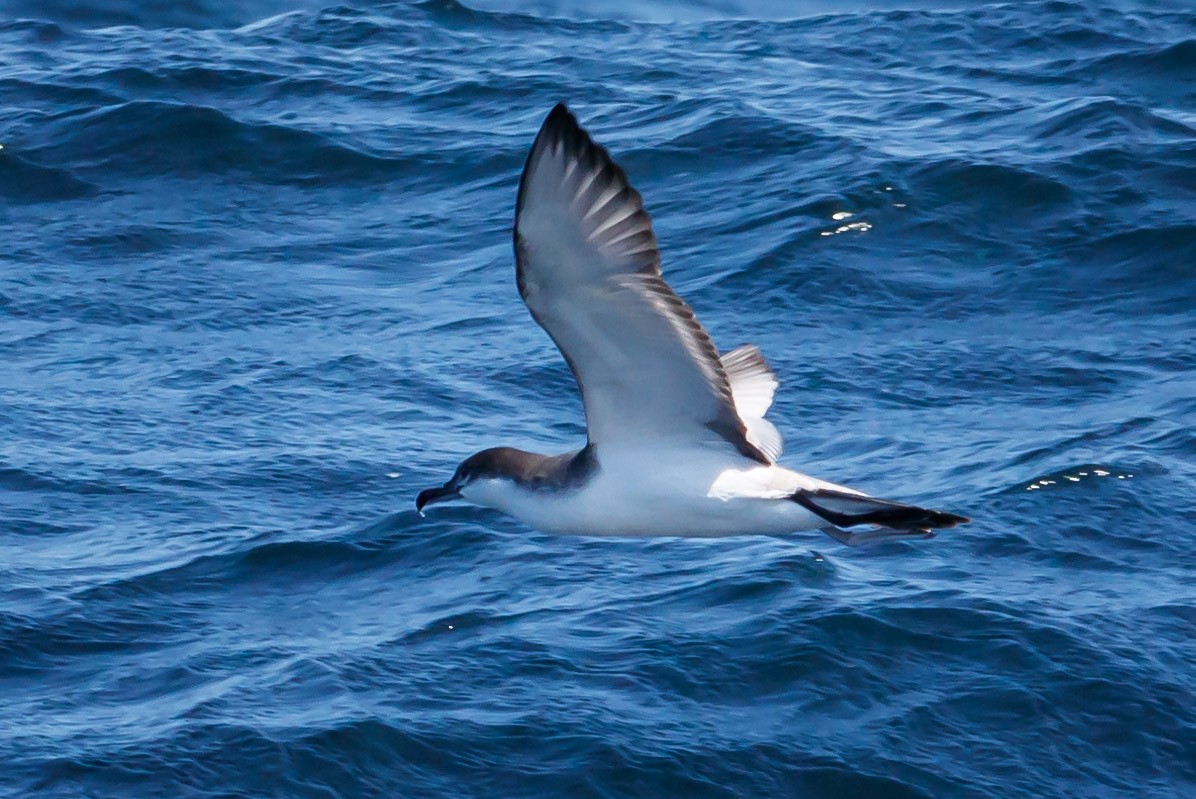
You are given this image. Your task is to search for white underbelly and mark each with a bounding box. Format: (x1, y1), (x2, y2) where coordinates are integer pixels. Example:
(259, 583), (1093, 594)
(520, 494), (824, 537)
(497, 448), (829, 537)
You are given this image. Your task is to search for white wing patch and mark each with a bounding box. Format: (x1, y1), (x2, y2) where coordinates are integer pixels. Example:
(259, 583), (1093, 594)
(721, 345), (777, 417)
(721, 345), (783, 463)
(706, 464), (873, 502)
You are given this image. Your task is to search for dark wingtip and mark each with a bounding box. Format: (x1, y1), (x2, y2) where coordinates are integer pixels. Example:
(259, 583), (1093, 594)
(537, 101), (580, 141)
(519, 102), (577, 206)
(924, 510), (970, 528)
(886, 507), (970, 530)
(545, 100), (572, 122)
(793, 488), (971, 531)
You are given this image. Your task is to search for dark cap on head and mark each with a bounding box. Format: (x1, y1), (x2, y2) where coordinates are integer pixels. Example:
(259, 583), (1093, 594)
(415, 447), (527, 514)
(415, 445), (596, 514)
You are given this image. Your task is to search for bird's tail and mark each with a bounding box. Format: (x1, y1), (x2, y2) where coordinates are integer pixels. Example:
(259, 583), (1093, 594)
(791, 487), (969, 532)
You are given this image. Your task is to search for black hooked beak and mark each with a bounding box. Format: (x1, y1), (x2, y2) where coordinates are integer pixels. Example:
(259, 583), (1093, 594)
(416, 482), (461, 515)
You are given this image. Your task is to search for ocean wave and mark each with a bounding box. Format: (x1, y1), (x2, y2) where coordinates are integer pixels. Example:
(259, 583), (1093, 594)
(1034, 97), (1195, 142)
(24, 100), (411, 184)
(6, 0), (330, 30)
(908, 159), (1073, 215)
(0, 464), (149, 496)
(1080, 37), (1196, 75)
(0, 150), (97, 202)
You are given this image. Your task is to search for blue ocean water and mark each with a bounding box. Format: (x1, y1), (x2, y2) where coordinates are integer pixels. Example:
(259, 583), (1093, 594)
(2, 0), (1195, 796)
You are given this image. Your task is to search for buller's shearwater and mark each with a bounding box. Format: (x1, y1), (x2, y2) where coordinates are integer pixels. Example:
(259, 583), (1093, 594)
(417, 103), (968, 545)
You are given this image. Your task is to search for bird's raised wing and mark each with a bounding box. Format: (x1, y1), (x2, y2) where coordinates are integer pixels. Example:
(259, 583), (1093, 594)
(721, 345), (783, 462)
(514, 103), (770, 464)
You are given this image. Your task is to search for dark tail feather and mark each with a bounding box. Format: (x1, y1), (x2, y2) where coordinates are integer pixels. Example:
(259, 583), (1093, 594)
(792, 488), (969, 531)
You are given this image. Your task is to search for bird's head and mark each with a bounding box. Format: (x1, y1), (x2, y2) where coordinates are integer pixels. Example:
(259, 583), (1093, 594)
(415, 447), (527, 514)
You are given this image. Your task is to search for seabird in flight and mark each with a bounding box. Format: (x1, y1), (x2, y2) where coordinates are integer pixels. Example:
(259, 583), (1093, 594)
(417, 103), (968, 545)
